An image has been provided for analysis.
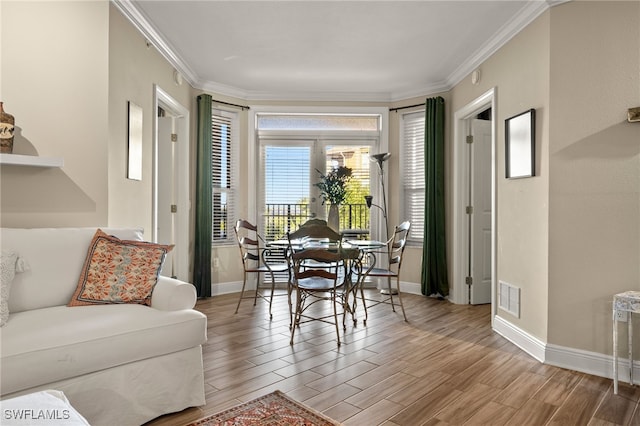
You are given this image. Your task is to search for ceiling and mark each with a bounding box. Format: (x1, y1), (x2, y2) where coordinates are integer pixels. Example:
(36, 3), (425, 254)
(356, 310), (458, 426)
(116, 1), (557, 102)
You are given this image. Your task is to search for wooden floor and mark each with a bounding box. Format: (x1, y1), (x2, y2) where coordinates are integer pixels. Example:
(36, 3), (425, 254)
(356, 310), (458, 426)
(146, 290), (640, 426)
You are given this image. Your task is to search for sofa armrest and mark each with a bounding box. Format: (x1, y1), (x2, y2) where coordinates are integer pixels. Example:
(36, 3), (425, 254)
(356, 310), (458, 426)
(151, 276), (197, 311)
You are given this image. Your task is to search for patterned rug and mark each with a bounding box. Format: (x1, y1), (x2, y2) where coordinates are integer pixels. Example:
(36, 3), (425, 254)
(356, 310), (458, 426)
(185, 390), (341, 426)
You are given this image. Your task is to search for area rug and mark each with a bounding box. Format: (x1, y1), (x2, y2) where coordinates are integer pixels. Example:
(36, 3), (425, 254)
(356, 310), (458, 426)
(185, 390), (341, 426)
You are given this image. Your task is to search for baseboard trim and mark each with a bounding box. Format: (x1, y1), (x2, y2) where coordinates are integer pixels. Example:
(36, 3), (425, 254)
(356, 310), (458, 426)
(545, 342), (616, 380)
(493, 315), (546, 362)
(493, 315), (627, 383)
(211, 281), (244, 296)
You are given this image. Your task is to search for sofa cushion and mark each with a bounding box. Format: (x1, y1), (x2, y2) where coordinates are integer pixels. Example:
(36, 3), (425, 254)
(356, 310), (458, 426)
(0, 228), (144, 313)
(0, 304), (207, 395)
(68, 230), (173, 307)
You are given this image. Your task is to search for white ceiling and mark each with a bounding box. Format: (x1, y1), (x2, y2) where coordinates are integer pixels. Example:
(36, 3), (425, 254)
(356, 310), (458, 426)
(116, 1), (557, 102)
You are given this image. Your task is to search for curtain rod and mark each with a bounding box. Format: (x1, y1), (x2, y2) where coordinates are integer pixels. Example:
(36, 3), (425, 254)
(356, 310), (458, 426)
(389, 103), (425, 113)
(211, 99), (250, 111)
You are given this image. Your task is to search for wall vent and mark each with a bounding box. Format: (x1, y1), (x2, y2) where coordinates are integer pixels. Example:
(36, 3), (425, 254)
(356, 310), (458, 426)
(499, 281), (520, 318)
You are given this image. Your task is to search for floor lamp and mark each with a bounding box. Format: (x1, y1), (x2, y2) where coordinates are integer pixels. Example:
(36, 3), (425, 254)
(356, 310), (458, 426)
(365, 152), (396, 295)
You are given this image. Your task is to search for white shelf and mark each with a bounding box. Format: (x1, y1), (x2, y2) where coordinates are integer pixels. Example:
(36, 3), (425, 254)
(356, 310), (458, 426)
(0, 153), (64, 168)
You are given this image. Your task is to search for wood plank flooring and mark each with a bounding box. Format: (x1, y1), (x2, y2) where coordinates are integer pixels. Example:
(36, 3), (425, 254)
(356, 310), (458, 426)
(146, 290), (640, 425)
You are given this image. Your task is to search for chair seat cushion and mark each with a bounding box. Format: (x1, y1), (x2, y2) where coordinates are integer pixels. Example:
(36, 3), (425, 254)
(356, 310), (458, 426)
(362, 267), (397, 277)
(248, 263), (290, 273)
(297, 277), (345, 291)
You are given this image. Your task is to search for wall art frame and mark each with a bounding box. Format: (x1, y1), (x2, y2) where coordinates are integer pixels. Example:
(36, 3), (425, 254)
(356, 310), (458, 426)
(127, 101), (143, 181)
(505, 108), (535, 179)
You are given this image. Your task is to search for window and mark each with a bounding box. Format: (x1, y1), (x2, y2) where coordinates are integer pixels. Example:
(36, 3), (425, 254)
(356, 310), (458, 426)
(212, 110), (238, 245)
(254, 110), (385, 241)
(401, 110), (425, 243)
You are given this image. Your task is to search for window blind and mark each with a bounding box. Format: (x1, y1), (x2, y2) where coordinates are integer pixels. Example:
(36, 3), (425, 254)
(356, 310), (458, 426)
(212, 111), (236, 245)
(402, 111), (425, 242)
(261, 144), (311, 241)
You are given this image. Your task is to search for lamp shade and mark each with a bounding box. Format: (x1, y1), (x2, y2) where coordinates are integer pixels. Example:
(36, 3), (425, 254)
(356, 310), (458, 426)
(370, 152), (390, 164)
(364, 195), (373, 208)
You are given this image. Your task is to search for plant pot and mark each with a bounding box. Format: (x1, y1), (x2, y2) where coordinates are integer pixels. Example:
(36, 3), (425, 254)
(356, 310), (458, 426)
(328, 204), (340, 232)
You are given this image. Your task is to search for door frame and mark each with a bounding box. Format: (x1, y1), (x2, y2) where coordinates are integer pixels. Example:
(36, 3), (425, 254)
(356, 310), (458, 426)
(452, 88), (496, 321)
(152, 85), (190, 281)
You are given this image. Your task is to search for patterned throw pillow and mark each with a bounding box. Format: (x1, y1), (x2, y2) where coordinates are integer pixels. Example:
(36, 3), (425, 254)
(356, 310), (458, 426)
(68, 229), (173, 307)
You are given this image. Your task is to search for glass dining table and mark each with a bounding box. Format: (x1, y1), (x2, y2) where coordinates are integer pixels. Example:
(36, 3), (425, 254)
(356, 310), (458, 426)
(267, 238), (386, 326)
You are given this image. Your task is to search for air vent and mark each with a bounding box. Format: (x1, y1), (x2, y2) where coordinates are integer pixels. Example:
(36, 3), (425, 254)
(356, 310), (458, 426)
(499, 281), (520, 318)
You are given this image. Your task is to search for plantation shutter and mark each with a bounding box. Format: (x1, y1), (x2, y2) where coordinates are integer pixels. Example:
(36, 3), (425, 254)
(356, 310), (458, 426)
(212, 111), (236, 245)
(402, 111), (425, 242)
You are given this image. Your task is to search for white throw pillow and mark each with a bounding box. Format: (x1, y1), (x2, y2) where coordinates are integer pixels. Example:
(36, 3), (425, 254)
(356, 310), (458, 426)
(1, 251), (28, 326)
(1, 251), (18, 326)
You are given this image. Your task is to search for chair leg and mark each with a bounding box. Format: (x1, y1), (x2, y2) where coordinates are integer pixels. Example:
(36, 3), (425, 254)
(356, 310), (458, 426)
(341, 287), (348, 330)
(267, 271), (276, 320)
(359, 283), (368, 325)
(287, 282), (293, 329)
(333, 291), (341, 346)
(253, 274), (260, 306)
(387, 277), (396, 312)
(290, 289), (302, 345)
(235, 272), (248, 314)
(396, 276), (408, 322)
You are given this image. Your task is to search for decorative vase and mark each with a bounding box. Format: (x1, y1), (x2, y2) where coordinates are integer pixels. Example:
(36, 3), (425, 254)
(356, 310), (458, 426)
(0, 102), (15, 154)
(327, 204), (340, 232)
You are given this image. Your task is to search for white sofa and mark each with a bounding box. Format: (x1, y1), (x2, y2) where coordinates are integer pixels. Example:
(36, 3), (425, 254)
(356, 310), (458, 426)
(0, 227), (208, 426)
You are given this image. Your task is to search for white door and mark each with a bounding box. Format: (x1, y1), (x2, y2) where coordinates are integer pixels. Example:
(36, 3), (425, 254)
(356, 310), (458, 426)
(153, 87), (189, 282)
(156, 112), (176, 278)
(470, 118), (492, 304)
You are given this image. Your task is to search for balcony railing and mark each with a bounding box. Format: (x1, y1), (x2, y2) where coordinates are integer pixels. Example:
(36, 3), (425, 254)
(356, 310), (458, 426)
(263, 203), (370, 241)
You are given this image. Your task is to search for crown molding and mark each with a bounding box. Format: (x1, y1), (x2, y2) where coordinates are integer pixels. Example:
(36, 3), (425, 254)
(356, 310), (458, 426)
(111, 0), (199, 87)
(114, 0), (559, 104)
(388, 80), (452, 103)
(445, 0), (551, 89)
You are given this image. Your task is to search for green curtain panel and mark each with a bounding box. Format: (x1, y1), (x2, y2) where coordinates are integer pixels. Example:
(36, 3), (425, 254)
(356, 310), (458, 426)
(194, 94), (213, 298)
(421, 96), (449, 297)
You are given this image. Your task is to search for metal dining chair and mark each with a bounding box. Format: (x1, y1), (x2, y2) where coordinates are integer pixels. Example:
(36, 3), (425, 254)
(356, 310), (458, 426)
(359, 221), (411, 323)
(234, 219), (289, 319)
(287, 224), (349, 345)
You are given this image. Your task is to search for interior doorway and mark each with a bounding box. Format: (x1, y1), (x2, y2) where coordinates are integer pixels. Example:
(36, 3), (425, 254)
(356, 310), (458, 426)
(153, 86), (190, 281)
(452, 88), (496, 319)
(469, 114), (492, 304)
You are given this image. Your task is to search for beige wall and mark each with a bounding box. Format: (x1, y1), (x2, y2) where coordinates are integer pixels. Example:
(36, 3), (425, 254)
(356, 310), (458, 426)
(547, 1), (640, 353)
(448, 0), (640, 355)
(107, 3), (192, 237)
(0, 1), (192, 239)
(450, 11), (551, 340)
(1, 1), (110, 227)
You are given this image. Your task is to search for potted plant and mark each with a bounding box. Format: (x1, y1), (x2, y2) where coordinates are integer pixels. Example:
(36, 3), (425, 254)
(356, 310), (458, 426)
(314, 166), (352, 231)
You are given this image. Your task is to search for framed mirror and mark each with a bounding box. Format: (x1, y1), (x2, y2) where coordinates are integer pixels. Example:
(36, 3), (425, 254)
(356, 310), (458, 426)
(505, 109), (535, 179)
